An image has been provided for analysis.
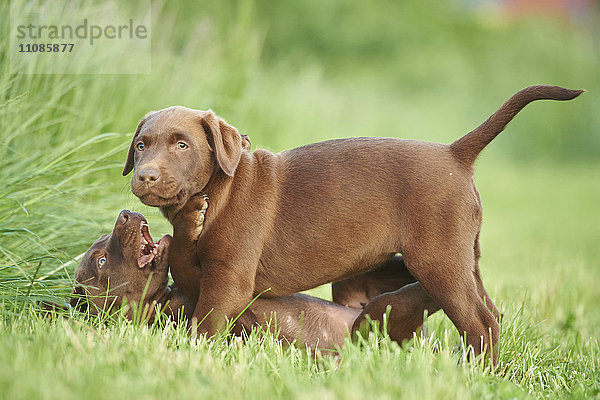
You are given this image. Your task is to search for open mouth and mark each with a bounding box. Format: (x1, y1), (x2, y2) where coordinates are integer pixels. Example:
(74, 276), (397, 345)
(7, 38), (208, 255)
(138, 220), (168, 268)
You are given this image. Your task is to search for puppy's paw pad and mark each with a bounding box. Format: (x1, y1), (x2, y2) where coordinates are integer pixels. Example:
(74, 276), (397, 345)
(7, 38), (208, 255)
(186, 194), (208, 211)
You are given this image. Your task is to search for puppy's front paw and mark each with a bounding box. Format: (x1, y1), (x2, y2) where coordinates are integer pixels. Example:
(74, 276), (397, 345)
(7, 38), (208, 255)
(173, 194), (209, 242)
(185, 193), (208, 212)
(187, 194), (209, 239)
(192, 199), (208, 237)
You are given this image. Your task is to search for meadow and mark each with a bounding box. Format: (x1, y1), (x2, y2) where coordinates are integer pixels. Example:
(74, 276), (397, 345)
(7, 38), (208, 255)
(1, 1), (599, 398)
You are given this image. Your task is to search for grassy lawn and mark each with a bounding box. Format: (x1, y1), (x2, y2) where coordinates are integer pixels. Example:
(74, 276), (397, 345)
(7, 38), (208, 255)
(1, 0), (599, 398)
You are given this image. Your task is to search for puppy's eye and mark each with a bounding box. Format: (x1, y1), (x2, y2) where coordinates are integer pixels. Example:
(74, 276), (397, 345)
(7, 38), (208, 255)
(98, 256), (106, 269)
(177, 142), (188, 150)
(136, 142), (145, 151)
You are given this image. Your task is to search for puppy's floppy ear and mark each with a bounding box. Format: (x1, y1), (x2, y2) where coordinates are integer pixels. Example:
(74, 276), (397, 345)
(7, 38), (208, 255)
(123, 112), (154, 176)
(201, 110), (242, 177)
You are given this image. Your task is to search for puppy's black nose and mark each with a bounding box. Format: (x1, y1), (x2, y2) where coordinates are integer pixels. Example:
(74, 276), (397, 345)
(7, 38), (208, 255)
(138, 168), (159, 185)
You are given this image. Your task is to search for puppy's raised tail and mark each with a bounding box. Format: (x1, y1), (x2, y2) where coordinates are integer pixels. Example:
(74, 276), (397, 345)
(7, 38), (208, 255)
(449, 85), (584, 166)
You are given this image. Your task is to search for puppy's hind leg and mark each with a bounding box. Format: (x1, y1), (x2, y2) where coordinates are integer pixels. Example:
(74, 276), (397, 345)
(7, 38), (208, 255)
(353, 281), (441, 344)
(403, 242), (500, 364)
(473, 232), (500, 322)
(332, 255), (416, 309)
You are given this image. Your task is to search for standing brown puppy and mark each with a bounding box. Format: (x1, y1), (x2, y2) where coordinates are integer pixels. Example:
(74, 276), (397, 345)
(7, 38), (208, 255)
(123, 85), (583, 363)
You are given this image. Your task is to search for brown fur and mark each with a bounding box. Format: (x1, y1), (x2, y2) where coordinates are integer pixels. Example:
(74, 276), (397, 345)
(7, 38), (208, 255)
(353, 282), (441, 344)
(70, 210), (178, 321)
(332, 255), (416, 309)
(333, 254), (441, 344)
(72, 209), (431, 348)
(124, 85), (583, 363)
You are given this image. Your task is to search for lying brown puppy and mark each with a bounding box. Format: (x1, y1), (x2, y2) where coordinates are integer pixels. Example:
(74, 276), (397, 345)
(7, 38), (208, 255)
(70, 210), (179, 321)
(332, 255), (417, 309)
(72, 208), (436, 348)
(123, 85), (583, 362)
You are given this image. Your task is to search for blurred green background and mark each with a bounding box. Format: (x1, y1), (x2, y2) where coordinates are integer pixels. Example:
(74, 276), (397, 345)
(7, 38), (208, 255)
(1, 0), (599, 398)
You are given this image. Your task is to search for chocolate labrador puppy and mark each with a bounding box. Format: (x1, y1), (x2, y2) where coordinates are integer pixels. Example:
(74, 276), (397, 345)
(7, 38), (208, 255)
(71, 206), (437, 348)
(123, 85), (583, 362)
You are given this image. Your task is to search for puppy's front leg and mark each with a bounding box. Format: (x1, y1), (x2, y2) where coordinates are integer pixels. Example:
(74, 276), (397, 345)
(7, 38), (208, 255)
(191, 258), (259, 337)
(169, 196), (258, 337)
(169, 194), (209, 303)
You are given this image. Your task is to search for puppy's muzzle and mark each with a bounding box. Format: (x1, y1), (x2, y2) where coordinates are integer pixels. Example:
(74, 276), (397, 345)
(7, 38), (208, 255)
(118, 209), (146, 227)
(137, 168), (160, 186)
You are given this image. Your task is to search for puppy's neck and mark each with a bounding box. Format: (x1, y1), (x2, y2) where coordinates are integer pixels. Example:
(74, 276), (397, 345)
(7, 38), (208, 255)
(160, 203), (188, 222)
(173, 163), (242, 231)
(199, 172), (232, 220)
(160, 165), (235, 226)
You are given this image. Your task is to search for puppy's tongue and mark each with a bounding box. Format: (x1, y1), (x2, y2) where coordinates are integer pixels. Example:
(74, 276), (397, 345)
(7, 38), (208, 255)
(139, 253), (154, 267)
(138, 230), (170, 268)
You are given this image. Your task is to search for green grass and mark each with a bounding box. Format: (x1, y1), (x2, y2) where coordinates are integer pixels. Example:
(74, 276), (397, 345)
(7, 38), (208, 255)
(1, 0), (599, 398)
